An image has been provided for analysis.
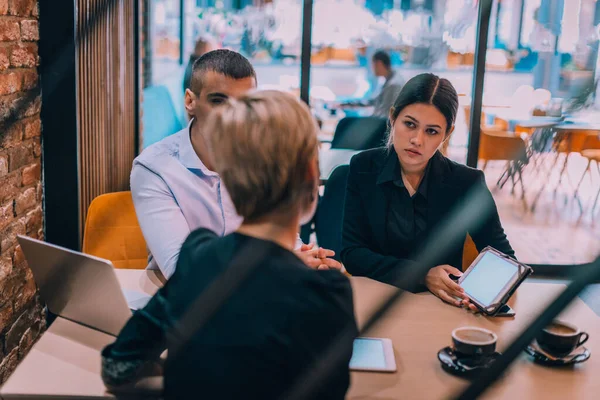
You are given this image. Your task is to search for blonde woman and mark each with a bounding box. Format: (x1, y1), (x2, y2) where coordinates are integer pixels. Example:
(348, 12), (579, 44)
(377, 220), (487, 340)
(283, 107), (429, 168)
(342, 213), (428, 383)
(102, 91), (358, 399)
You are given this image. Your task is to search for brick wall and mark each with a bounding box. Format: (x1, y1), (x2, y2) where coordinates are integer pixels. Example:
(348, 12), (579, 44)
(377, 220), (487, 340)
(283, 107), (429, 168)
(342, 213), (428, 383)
(0, 0), (45, 383)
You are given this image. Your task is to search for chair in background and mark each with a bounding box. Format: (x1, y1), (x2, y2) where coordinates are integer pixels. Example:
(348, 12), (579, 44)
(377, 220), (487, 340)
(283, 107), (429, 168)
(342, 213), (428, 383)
(331, 116), (388, 150)
(551, 130), (591, 199)
(82, 191), (148, 269)
(142, 85), (183, 149)
(573, 135), (600, 214)
(462, 234), (479, 272)
(479, 128), (528, 208)
(314, 165), (350, 262)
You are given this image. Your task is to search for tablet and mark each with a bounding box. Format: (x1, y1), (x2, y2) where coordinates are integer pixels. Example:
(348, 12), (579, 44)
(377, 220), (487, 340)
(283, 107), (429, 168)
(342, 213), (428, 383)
(459, 247), (532, 315)
(349, 337), (396, 372)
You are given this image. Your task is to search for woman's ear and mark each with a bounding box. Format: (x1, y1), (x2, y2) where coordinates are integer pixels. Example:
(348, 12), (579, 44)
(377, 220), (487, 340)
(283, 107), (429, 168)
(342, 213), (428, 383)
(445, 125), (455, 140)
(388, 107), (395, 122)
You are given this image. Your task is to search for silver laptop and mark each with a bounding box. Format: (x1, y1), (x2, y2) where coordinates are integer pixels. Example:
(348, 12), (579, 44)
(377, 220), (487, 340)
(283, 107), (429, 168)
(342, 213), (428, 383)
(17, 235), (152, 336)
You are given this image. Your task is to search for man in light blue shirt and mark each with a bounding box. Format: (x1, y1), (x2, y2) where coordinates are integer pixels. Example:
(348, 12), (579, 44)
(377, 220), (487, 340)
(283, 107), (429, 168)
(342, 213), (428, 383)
(132, 50), (340, 278)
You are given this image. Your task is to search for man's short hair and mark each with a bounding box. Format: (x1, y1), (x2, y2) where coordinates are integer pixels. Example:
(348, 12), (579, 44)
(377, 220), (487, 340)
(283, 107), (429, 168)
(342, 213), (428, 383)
(205, 90), (319, 222)
(372, 50), (391, 69)
(190, 49), (257, 94)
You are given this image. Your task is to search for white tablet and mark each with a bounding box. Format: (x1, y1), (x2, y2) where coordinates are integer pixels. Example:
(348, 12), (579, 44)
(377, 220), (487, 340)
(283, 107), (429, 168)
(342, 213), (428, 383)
(349, 337), (396, 372)
(458, 247), (532, 315)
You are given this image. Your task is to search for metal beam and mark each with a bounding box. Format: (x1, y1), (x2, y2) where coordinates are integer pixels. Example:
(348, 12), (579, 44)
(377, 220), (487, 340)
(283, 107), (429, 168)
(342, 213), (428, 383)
(300, 0), (313, 105)
(179, 0), (185, 65)
(466, 0), (493, 168)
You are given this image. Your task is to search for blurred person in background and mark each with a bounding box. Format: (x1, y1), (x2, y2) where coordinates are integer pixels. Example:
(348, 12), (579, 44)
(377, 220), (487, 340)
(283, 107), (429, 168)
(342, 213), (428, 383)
(340, 50), (404, 117)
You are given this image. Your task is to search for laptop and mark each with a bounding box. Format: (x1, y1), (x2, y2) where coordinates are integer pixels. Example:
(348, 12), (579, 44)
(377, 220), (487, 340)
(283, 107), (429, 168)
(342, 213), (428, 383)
(17, 235), (152, 336)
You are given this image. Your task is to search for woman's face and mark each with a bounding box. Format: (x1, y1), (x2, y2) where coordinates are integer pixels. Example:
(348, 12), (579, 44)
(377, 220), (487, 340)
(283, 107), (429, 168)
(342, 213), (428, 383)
(391, 103), (453, 172)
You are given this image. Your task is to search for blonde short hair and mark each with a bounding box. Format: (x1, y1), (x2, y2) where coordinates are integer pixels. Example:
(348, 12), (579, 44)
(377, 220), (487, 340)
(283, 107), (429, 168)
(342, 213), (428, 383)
(205, 90), (319, 221)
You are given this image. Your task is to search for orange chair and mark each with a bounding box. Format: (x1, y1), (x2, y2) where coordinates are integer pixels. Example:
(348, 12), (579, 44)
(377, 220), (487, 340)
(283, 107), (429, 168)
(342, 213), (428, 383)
(551, 130), (594, 197)
(462, 234), (479, 272)
(573, 135), (600, 213)
(479, 128), (528, 208)
(82, 191), (148, 269)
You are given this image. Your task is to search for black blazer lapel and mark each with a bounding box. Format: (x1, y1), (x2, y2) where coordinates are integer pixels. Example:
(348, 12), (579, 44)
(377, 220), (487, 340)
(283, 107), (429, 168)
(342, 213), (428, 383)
(426, 151), (456, 230)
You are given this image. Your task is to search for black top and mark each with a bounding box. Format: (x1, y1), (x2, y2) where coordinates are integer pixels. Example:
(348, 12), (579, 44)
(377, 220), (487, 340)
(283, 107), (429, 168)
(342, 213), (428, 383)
(102, 229), (357, 400)
(341, 148), (515, 291)
(382, 153), (430, 257)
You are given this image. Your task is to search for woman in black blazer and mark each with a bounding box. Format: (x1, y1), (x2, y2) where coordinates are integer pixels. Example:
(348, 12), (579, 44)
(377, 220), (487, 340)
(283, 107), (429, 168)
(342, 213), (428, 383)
(341, 73), (515, 308)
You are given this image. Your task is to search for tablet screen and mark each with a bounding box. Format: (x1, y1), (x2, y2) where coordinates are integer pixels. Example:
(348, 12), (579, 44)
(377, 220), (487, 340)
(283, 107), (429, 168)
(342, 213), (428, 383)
(460, 251), (519, 307)
(349, 338), (386, 369)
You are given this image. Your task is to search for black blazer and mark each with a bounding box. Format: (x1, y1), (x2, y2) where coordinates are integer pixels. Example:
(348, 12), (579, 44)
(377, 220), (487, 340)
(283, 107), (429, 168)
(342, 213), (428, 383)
(341, 148), (515, 291)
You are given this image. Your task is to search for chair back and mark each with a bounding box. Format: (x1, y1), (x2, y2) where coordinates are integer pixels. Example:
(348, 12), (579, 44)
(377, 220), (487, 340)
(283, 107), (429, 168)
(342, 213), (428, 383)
(479, 129), (527, 162)
(142, 85), (183, 148)
(462, 234), (479, 272)
(582, 134), (600, 151)
(331, 116), (388, 150)
(555, 131), (592, 154)
(82, 191), (148, 269)
(315, 165), (350, 261)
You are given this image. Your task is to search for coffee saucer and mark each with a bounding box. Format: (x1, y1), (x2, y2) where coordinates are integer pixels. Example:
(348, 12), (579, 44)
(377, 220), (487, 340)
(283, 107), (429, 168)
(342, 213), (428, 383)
(437, 346), (501, 378)
(525, 341), (590, 366)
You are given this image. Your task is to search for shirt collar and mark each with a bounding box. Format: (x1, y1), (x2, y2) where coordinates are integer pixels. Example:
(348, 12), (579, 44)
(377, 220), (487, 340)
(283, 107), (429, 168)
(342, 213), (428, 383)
(179, 118), (218, 176)
(377, 148), (430, 199)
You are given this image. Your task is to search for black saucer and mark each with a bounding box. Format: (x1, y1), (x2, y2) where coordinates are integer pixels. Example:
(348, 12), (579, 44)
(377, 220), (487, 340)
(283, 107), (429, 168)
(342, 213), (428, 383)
(437, 346), (501, 378)
(525, 341), (590, 366)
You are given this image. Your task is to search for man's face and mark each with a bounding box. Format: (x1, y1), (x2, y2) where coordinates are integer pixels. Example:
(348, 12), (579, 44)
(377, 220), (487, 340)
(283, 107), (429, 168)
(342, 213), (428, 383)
(184, 70), (257, 126)
(372, 60), (387, 77)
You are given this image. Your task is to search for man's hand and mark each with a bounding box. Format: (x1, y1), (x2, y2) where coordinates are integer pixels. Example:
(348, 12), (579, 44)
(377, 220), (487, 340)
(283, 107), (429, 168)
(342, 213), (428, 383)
(297, 243), (342, 271)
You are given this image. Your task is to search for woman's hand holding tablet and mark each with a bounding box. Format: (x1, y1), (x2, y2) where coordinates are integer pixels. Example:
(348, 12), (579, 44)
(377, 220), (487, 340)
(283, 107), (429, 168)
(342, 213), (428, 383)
(458, 247), (532, 316)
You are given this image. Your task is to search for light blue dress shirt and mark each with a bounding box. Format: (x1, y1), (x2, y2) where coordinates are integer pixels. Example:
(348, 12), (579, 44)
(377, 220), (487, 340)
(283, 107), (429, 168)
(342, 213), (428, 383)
(131, 122), (303, 278)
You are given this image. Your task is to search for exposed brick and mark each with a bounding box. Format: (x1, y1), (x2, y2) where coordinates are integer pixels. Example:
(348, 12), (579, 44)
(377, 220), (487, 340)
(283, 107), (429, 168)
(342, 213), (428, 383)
(0, 72), (21, 95)
(12, 244), (23, 266)
(14, 187), (35, 215)
(8, 0), (34, 16)
(0, 201), (12, 231)
(24, 206), (40, 234)
(0, 347), (17, 383)
(0, 153), (6, 177)
(0, 20), (19, 42)
(10, 44), (36, 68)
(0, 172), (20, 203)
(0, 217), (25, 252)
(13, 276), (36, 315)
(0, 47), (10, 71)
(32, 137), (40, 157)
(21, 93), (40, 117)
(22, 117), (39, 139)
(20, 19), (37, 41)
(35, 180), (40, 201)
(5, 308), (34, 352)
(30, 2), (36, 17)
(21, 162), (38, 186)
(0, 255), (12, 282)
(0, 122), (23, 148)
(0, 0), (8, 15)
(0, 302), (12, 335)
(21, 69), (36, 90)
(17, 327), (33, 359)
(8, 144), (31, 171)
